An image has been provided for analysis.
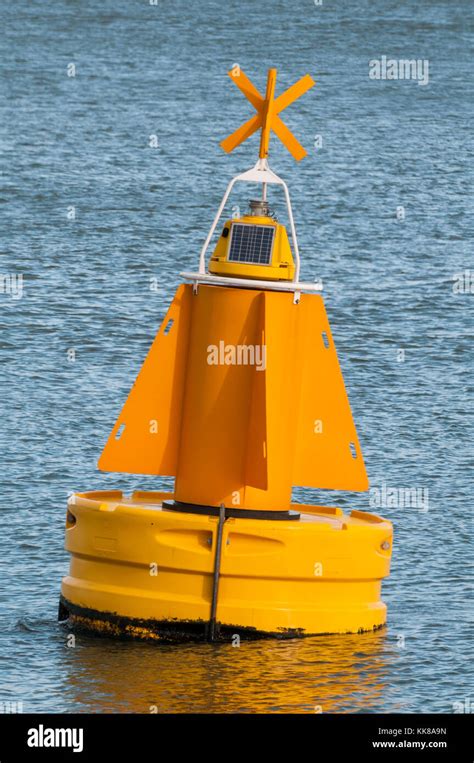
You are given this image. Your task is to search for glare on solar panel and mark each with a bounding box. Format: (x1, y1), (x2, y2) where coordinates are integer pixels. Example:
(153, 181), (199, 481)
(227, 224), (275, 265)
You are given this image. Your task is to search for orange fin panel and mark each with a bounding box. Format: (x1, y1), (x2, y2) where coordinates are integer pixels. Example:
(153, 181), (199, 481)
(98, 284), (192, 476)
(292, 295), (369, 491)
(244, 295), (268, 490)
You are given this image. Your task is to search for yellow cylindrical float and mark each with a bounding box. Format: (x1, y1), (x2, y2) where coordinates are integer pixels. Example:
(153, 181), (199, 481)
(61, 490), (392, 639)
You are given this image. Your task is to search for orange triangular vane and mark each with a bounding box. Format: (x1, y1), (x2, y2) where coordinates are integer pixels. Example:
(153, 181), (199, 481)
(292, 294), (369, 491)
(98, 285), (193, 476)
(244, 294), (268, 489)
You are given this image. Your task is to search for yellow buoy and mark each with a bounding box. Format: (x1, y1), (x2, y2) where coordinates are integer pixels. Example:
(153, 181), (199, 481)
(60, 67), (393, 641)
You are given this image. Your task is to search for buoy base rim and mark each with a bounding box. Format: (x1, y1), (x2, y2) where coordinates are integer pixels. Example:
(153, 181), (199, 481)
(59, 596), (387, 643)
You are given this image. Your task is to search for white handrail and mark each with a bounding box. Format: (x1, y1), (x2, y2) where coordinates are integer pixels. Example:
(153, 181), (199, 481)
(180, 271), (322, 294)
(197, 159), (301, 282)
(198, 176), (238, 274)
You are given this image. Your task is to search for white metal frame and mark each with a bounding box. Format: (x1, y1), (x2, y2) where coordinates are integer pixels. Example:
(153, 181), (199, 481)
(180, 158), (322, 302)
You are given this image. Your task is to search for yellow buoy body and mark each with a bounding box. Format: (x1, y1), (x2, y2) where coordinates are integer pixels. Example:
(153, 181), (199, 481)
(60, 490), (392, 640)
(60, 66), (394, 641)
(60, 282), (393, 639)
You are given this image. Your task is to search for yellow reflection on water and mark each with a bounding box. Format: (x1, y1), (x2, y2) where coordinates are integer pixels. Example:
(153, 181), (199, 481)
(60, 628), (396, 713)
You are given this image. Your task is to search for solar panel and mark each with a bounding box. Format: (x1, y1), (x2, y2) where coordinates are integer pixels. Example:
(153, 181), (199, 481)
(228, 224), (275, 265)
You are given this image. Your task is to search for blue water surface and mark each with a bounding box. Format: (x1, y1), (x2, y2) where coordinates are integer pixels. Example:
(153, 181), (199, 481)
(0, 0), (472, 713)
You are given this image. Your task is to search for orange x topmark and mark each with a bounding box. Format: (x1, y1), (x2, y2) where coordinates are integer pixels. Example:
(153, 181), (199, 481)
(220, 67), (315, 161)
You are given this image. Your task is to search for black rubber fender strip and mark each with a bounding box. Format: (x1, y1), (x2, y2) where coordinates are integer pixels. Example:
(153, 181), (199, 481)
(162, 499), (300, 521)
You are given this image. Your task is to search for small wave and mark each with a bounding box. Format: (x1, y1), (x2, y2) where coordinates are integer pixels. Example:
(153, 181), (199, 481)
(15, 616), (54, 633)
